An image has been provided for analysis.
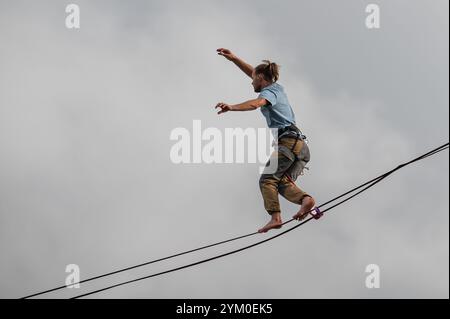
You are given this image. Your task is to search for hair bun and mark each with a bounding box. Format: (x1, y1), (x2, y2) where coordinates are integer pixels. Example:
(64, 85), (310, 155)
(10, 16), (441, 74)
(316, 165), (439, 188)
(256, 60), (280, 83)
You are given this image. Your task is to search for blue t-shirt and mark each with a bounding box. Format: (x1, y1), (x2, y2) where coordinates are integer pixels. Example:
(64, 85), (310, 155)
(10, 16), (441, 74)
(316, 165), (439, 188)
(258, 82), (296, 129)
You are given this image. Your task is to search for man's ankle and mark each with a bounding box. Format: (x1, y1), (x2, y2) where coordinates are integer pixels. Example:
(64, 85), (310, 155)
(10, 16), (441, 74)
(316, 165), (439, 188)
(301, 196), (314, 205)
(271, 212), (281, 220)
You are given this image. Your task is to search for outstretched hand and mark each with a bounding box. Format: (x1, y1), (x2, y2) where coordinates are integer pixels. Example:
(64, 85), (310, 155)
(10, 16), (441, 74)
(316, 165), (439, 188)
(215, 102), (233, 114)
(216, 48), (236, 61)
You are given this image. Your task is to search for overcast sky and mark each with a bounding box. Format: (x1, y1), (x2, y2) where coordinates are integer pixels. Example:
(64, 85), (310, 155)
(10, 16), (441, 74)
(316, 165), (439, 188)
(0, 0), (448, 299)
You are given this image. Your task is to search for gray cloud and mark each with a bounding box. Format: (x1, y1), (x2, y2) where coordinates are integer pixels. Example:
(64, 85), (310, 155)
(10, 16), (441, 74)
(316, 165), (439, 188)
(0, 0), (448, 298)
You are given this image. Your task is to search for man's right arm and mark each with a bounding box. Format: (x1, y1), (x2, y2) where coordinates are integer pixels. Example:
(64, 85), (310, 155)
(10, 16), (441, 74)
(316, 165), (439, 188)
(217, 48), (254, 78)
(231, 56), (254, 78)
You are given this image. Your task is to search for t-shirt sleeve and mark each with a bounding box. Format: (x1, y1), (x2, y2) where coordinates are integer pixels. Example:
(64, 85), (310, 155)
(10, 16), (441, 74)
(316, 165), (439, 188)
(258, 89), (277, 106)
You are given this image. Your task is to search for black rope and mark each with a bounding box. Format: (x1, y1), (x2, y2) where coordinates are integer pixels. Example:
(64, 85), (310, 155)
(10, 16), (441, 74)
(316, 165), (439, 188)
(21, 231), (258, 299)
(71, 142), (449, 299)
(72, 142), (448, 299)
(21, 142), (449, 299)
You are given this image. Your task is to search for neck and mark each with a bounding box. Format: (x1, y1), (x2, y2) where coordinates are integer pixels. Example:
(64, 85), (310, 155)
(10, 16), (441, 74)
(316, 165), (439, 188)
(261, 81), (273, 89)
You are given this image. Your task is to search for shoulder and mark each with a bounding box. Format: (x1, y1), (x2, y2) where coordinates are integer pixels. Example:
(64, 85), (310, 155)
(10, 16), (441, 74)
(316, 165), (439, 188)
(258, 83), (282, 107)
(262, 82), (283, 93)
(273, 82), (285, 92)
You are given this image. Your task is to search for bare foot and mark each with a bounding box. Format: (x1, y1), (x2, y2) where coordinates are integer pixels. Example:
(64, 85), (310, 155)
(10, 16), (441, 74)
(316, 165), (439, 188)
(258, 213), (282, 233)
(293, 196), (315, 221)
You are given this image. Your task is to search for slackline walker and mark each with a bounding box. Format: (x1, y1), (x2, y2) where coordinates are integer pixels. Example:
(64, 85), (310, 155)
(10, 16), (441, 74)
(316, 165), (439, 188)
(215, 48), (315, 233)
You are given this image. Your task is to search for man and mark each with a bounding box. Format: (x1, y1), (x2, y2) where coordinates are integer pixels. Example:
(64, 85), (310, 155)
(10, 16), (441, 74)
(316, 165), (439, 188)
(215, 48), (316, 233)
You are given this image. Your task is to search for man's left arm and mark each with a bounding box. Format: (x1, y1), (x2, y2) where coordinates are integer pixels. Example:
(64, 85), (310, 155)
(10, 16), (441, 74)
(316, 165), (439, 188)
(216, 98), (268, 114)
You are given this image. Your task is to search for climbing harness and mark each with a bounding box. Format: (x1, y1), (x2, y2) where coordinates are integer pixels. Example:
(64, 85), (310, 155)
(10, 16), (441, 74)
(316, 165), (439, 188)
(276, 124), (311, 179)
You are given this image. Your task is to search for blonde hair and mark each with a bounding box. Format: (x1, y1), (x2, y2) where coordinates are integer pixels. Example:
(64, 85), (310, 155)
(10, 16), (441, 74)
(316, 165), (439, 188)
(254, 59), (280, 83)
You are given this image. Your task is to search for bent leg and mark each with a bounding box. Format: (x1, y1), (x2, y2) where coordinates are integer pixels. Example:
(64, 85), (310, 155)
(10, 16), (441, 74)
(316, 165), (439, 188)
(258, 150), (294, 233)
(278, 175), (312, 205)
(259, 174), (282, 215)
(259, 145), (297, 215)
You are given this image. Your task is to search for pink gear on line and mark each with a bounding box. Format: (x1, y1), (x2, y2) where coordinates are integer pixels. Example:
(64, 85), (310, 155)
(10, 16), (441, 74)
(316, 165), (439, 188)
(310, 207), (323, 219)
